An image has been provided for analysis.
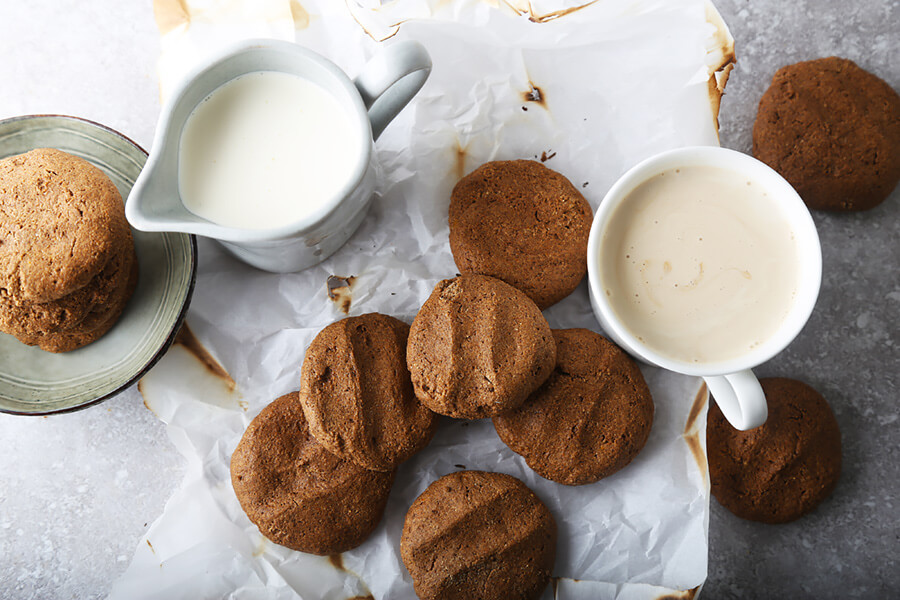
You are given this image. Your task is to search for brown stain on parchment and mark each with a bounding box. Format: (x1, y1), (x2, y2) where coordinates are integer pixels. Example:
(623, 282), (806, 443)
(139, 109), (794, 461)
(138, 323), (245, 414)
(683, 383), (709, 483)
(657, 586), (701, 600)
(349, 0), (594, 41)
(289, 0), (311, 29)
(684, 433), (707, 484)
(522, 82), (546, 106)
(153, 0), (191, 35)
(503, 0), (599, 23)
(344, 1), (408, 43)
(175, 324), (236, 391)
(327, 553), (374, 600)
(327, 275), (356, 314)
(139, 384), (158, 418)
(454, 140), (470, 180)
(684, 382), (708, 434)
(146, 539), (155, 554)
(705, 2), (736, 139)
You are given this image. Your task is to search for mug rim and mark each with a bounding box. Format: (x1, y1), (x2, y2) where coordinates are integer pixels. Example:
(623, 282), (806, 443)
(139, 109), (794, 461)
(136, 38), (373, 244)
(586, 145), (822, 377)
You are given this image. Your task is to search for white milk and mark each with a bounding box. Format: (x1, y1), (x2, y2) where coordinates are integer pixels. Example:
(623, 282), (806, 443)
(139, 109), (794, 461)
(599, 165), (799, 363)
(178, 71), (357, 230)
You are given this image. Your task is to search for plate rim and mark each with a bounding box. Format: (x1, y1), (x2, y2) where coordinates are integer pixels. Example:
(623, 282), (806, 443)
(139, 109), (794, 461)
(0, 113), (199, 416)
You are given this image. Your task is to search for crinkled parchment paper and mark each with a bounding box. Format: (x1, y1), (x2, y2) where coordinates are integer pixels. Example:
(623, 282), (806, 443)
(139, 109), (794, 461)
(110, 1), (734, 598)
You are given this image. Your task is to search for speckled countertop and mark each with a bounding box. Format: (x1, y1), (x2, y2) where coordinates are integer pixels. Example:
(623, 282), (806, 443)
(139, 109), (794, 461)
(0, 1), (897, 598)
(711, 1), (899, 596)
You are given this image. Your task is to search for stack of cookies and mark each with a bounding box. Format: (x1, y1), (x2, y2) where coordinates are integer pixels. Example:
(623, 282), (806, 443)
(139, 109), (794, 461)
(0, 148), (138, 353)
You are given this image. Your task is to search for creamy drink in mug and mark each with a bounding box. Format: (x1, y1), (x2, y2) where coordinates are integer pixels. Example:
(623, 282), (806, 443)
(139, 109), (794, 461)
(588, 147), (822, 431)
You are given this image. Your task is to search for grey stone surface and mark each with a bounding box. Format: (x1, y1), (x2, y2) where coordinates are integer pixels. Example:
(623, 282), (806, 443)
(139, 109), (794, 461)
(710, 0), (900, 597)
(0, 2), (181, 599)
(0, 1), (897, 599)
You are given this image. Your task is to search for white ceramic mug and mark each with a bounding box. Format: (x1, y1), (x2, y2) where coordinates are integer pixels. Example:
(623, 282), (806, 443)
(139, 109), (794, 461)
(126, 38), (431, 273)
(586, 146), (822, 430)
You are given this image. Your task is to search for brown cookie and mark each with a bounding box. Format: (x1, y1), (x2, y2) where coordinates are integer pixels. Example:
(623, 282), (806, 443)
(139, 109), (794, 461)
(449, 160), (593, 309)
(753, 57), (900, 211)
(493, 329), (654, 485)
(407, 274), (556, 419)
(15, 249), (137, 353)
(401, 471), (556, 600)
(707, 377), (842, 524)
(0, 228), (133, 337)
(230, 392), (395, 555)
(0, 148), (130, 301)
(299, 313), (438, 472)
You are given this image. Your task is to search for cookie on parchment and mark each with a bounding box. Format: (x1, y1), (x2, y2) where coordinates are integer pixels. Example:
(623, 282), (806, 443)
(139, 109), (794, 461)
(753, 57), (900, 211)
(230, 392), (395, 555)
(407, 274), (556, 420)
(493, 328), (654, 486)
(707, 377), (842, 524)
(299, 313), (438, 472)
(449, 160), (593, 309)
(401, 470), (557, 600)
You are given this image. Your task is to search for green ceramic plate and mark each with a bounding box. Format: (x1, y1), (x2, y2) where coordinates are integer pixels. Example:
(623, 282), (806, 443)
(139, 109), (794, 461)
(0, 115), (197, 415)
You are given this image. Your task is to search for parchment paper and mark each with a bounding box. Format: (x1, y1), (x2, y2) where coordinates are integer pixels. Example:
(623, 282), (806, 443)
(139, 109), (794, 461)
(110, 1), (732, 598)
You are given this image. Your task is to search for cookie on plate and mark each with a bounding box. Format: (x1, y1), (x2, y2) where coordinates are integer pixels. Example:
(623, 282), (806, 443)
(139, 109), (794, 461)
(0, 148), (130, 301)
(0, 232), (133, 337)
(401, 470), (556, 600)
(449, 160), (593, 309)
(753, 57), (900, 211)
(299, 313), (438, 472)
(407, 274), (556, 419)
(230, 392), (395, 554)
(707, 377), (842, 524)
(493, 329), (654, 485)
(0, 148), (138, 352)
(13, 254), (137, 353)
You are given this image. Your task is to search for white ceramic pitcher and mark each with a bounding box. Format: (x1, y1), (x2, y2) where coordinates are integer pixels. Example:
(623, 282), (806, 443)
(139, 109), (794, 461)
(126, 39), (431, 273)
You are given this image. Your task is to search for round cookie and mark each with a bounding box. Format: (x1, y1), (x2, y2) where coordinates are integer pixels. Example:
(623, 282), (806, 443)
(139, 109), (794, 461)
(707, 377), (842, 524)
(230, 392), (395, 555)
(0, 229), (133, 337)
(15, 250), (138, 353)
(0, 148), (130, 301)
(493, 329), (654, 486)
(407, 274), (556, 419)
(401, 471), (556, 600)
(753, 57), (900, 211)
(299, 313), (438, 472)
(449, 160), (593, 309)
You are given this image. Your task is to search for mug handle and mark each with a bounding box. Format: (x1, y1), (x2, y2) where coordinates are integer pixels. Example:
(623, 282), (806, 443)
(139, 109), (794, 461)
(704, 369), (768, 430)
(354, 40), (432, 141)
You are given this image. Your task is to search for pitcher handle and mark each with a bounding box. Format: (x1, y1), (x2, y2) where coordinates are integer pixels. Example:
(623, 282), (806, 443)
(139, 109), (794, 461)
(704, 369), (768, 431)
(354, 40), (431, 140)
